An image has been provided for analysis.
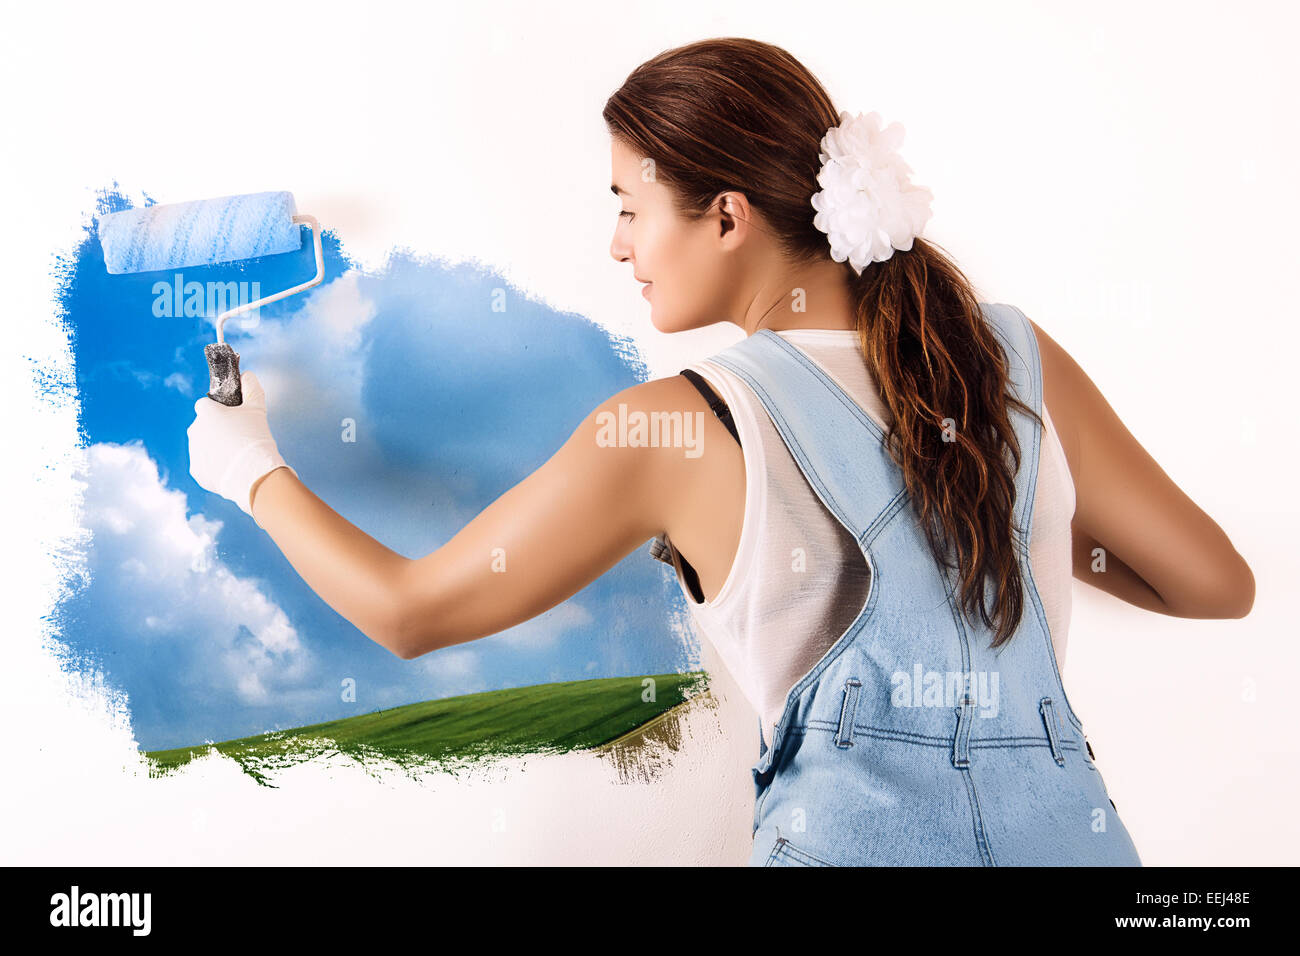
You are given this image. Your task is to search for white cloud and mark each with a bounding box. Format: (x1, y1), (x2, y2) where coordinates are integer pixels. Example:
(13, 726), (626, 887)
(163, 371), (193, 396)
(487, 600), (595, 651)
(224, 268), (377, 431)
(411, 646), (489, 701)
(73, 440), (315, 707)
(417, 647), (479, 680)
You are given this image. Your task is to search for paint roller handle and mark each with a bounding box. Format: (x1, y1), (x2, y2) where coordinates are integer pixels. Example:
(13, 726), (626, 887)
(204, 214), (325, 407)
(204, 343), (243, 406)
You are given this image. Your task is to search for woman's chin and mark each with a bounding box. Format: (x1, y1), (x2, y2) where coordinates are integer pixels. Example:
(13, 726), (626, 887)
(650, 304), (695, 334)
(646, 293), (717, 333)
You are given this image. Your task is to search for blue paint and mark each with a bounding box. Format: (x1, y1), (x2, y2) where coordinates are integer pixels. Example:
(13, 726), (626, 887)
(46, 185), (694, 752)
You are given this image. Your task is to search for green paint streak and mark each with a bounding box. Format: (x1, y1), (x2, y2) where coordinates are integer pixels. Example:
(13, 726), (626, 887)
(143, 671), (708, 787)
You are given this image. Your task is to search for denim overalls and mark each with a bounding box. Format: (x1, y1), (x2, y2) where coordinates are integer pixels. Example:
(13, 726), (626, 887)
(697, 302), (1142, 866)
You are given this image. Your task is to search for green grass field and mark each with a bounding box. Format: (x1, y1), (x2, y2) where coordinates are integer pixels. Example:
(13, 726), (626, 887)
(143, 671), (709, 786)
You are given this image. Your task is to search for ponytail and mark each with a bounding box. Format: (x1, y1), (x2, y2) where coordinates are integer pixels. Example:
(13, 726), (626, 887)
(848, 239), (1040, 646)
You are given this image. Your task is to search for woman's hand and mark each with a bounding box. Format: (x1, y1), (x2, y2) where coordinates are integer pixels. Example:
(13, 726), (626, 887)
(187, 370), (298, 522)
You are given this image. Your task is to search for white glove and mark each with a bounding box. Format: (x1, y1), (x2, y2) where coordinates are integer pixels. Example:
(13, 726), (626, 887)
(187, 370), (297, 521)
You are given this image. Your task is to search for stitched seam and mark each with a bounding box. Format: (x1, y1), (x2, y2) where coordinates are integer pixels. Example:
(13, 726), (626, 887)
(861, 489), (910, 550)
(780, 840), (840, 867)
(792, 721), (1084, 750)
(958, 767), (997, 866)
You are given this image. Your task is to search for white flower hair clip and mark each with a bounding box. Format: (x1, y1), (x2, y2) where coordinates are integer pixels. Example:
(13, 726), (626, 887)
(810, 110), (934, 275)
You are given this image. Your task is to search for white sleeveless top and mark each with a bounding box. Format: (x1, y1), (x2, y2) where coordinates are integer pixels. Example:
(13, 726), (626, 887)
(657, 328), (1076, 748)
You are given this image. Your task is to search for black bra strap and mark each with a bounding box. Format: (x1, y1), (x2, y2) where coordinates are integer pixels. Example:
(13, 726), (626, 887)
(659, 368), (741, 604)
(680, 369), (740, 447)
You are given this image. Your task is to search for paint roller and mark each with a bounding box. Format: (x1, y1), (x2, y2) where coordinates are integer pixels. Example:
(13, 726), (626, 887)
(97, 190), (324, 406)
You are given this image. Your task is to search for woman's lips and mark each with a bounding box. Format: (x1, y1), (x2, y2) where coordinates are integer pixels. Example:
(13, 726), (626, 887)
(641, 282), (652, 299)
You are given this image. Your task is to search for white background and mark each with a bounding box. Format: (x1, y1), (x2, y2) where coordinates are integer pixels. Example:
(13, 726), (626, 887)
(1, 0), (1296, 865)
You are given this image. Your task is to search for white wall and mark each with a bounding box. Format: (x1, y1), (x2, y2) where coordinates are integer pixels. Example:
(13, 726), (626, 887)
(2, 0), (1295, 864)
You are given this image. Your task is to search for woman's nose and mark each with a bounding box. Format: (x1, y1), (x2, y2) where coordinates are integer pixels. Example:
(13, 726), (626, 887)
(610, 232), (630, 264)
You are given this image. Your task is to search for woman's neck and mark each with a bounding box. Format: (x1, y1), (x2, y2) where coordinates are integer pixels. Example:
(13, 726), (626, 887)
(739, 256), (857, 335)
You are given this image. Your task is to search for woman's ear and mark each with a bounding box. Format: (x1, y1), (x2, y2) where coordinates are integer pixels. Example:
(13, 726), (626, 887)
(715, 190), (751, 243)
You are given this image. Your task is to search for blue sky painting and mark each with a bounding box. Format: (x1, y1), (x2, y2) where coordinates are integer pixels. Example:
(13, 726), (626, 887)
(49, 187), (696, 752)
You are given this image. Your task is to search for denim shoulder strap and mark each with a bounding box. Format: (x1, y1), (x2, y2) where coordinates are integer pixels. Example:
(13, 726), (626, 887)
(979, 302), (1045, 554)
(707, 328), (901, 760)
(706, 329), (903, 543)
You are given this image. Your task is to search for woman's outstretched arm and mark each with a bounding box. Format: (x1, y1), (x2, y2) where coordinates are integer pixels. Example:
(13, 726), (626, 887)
(1031, 318), (1255, 619)
(250, 377), (693, 659)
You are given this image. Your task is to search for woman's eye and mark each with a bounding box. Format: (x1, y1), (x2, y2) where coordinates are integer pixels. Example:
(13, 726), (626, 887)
(619, 210), (635, 222)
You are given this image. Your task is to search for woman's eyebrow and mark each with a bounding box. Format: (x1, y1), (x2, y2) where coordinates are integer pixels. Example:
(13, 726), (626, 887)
(610, 183), (635, 197)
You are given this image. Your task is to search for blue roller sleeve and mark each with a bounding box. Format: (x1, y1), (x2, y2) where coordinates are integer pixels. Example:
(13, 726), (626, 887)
(98, 190), (302, 275)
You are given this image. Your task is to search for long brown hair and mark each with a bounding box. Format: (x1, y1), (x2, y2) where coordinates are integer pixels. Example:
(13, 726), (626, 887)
(603, 37), (1042, 647)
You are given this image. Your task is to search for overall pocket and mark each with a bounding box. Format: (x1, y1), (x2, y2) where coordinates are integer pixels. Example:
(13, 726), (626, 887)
(764, 832), (841, 867)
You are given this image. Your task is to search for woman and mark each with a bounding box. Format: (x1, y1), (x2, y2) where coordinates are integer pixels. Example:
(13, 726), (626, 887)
(187, 38), (1255, 866)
